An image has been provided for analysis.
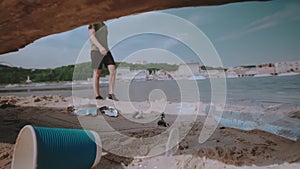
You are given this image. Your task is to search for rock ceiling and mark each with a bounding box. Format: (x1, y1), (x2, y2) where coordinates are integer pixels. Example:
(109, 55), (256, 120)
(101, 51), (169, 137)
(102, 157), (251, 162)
(0, 0), (269, 54)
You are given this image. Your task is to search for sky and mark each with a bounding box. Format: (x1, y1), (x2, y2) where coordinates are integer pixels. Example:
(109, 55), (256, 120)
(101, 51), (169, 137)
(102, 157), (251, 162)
(0, 0), (300, 69)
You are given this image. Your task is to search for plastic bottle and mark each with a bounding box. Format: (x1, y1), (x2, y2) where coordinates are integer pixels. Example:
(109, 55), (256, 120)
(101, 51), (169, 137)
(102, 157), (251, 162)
(102, 106), (118, 117)
(73, 107), (98, 116)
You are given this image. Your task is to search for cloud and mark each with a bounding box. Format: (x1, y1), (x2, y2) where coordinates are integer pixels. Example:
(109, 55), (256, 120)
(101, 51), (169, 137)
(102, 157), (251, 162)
(217, 3), (300, 42)
(1, 43), (80, 68)
(161, 38), (179, 49)
(36, 26), (88, 49)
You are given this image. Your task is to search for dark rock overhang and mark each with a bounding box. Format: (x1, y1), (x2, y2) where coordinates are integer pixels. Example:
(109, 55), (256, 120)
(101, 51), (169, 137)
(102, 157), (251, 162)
(0, 0), (269, 54)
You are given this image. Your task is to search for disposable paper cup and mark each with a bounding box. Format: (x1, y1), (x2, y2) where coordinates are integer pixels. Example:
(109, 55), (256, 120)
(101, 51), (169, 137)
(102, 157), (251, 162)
(12, 125), (101, 169)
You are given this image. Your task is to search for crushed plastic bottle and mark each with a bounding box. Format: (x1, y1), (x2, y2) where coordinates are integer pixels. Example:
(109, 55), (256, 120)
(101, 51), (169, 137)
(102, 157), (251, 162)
(72, 107), (99, 116)
(99, 106), (118, 117)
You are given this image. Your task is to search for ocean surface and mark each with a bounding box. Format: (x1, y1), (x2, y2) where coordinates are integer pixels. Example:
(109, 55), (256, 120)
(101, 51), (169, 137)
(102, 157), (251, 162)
(1, 75), (300, 105)
(1, 75), (300, 140)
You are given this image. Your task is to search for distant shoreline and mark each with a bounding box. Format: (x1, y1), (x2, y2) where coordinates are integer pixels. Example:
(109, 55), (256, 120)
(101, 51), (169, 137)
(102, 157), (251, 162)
(1, 75), (300, 105)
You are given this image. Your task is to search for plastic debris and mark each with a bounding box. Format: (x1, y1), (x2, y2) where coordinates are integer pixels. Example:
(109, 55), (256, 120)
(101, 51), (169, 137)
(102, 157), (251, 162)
(99, 106), (119, 117)
(132, 111), (144, 119)
(157, 112), (169, 127)
(67, 103), (74, 114)
(72, 107), (99, 116)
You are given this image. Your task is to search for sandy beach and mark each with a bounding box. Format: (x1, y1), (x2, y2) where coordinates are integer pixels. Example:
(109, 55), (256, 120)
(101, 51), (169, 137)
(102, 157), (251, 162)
(0, 95), (299, 169)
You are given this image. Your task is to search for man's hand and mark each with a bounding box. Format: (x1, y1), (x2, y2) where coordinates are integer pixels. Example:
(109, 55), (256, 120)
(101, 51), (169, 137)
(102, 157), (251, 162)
(89, 28), (108, 56)
(99, 47), (108, 55)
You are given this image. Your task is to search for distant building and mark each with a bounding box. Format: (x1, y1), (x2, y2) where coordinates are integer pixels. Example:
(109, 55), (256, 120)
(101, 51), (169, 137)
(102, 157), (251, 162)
(133, 70), (148, 80)
(205, 70), (225, 78)
(226, 67), (256, 77)
(26, 76), (32, 83)
(226, 72), (238, 78)
(274, 61), (300, 74)
(177, 62), (200, 77)
(116, 67), (149, 81)
(154, 70), (174, 80)
(245, 68), (257, 76)
(116, 67), (131, 76)
(256, 63), (275, 75)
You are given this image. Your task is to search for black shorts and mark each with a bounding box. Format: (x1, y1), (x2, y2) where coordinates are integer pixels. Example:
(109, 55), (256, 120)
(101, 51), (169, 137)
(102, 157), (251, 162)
(91, 50), (116, 69)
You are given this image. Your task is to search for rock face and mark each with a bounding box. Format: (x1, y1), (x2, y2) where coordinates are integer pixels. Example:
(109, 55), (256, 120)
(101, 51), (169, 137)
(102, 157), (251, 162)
(0, 0), (268, 54)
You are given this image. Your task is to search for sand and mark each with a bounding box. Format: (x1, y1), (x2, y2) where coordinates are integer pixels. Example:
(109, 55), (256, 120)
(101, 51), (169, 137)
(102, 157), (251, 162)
(0, 95), (299, 169)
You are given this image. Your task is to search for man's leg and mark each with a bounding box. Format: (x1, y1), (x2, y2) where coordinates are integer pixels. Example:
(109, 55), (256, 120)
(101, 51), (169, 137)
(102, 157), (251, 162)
(107, 64), (116, 94)
(93, 69), (102, 97)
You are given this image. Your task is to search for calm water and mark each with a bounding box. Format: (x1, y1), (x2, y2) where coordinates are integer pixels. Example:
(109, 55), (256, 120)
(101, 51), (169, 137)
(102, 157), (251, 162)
(1, 75), (300, 105)
(116, 75), (300, 105)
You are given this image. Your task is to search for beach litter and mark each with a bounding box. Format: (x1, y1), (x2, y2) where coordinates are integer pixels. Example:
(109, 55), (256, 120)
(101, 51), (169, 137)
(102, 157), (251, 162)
(67, 99), (99, 116)
(157, 112), (169, 127)
(67, 98), (119, 117)
(212, 109), (300, 141)
(12, 125), (102, 169)
(69, 106), (119, 117)
(132, 111), (144, 119)
(99, 106), (119, 117)
(72, 107), (99, 116)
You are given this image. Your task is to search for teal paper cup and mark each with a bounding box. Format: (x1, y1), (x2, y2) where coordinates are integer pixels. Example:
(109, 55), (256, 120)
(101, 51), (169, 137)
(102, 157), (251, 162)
(12, 125), (102, 169)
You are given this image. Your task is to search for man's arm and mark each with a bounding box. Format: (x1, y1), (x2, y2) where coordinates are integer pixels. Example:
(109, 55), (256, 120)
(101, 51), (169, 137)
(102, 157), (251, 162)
(88, 27), (108, 55)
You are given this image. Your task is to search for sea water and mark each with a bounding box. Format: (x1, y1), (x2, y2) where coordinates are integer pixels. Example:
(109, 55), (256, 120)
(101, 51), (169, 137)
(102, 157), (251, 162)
(1, 75), (300, 140)
(2, 75), (300, 105)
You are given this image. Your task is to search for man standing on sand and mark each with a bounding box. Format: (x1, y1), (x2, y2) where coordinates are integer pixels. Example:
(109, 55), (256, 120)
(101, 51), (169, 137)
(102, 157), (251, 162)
(88, 22), (118, 101)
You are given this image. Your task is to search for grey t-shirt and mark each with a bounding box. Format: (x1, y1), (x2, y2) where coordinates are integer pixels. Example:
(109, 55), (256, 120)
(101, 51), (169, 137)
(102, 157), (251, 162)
(88, 22), (108, 51)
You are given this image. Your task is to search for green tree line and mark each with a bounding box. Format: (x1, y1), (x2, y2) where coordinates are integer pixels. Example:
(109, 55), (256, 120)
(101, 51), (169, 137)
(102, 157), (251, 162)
(0, 62), (179, 84)
(0, 65), (76, 84)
